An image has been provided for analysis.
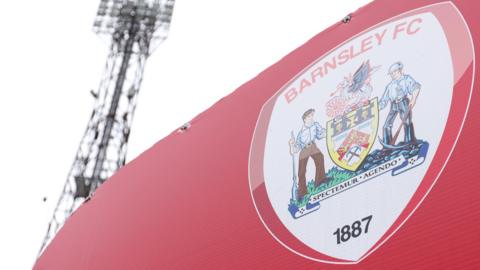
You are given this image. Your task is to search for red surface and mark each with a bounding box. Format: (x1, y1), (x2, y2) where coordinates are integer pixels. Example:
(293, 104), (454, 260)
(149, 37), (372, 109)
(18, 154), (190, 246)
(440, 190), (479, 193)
(35, 0), (480, 269)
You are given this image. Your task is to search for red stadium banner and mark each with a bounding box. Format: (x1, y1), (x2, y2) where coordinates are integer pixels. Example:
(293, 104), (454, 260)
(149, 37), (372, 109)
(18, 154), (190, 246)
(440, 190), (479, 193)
(35, 0), (480, 269)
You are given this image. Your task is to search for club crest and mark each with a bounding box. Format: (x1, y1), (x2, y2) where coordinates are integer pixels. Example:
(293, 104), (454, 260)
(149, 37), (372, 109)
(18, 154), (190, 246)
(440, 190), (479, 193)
(248, 2), (474, 264)
(325, 98), (379, 172)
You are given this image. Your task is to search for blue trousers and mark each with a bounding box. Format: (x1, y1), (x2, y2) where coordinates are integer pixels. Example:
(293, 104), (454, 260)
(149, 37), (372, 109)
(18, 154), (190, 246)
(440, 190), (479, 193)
(383, 97), (416, 145)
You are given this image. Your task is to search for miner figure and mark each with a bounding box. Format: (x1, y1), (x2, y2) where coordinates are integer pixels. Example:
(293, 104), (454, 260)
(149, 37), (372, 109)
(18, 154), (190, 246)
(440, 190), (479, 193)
(289, 109), (328, 201)
(379, 62), (421, 147)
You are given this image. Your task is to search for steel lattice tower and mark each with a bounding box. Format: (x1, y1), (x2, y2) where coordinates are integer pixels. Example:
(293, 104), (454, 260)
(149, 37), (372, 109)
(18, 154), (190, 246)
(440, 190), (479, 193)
(38, 0), (175, 256)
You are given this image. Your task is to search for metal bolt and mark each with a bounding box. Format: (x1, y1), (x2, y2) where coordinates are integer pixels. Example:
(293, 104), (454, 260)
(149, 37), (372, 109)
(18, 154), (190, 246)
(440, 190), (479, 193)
(179, 122), (191, 132)
(342, 14), (352, 24)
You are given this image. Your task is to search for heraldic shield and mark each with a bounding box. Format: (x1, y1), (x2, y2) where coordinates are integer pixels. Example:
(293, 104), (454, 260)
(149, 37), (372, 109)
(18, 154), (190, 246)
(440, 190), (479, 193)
(248, 1), (475, 264)
(326, 98), (379, 172)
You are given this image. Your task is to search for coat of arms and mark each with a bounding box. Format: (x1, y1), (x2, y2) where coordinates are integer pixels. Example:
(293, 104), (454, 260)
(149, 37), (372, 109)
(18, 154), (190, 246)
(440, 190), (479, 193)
(288, 60), (430, 219)
(248, 3), (474, 263)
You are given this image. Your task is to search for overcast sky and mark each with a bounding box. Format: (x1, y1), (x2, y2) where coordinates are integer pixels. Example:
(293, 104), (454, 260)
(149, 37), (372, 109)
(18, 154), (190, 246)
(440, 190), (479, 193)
(0, 0), (371, 268)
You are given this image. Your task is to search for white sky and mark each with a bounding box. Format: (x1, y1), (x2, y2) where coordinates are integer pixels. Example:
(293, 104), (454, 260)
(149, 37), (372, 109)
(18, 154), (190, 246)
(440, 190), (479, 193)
(0, 0), (371, 268)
